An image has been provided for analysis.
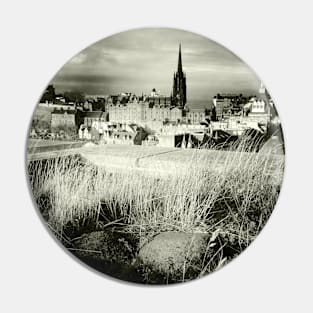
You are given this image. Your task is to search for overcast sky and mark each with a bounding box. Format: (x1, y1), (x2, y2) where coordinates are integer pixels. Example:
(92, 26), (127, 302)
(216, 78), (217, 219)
(51, 28), (261, 103)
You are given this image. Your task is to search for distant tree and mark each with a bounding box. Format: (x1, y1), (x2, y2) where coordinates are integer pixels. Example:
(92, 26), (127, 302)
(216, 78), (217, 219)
(92, 98), (106, 111)
(40, 85), (56, 103)
(210, 107), (217, 121)
(64, 91), (85, 103)
(32, 118), (51, 132)
(134, 127), (148, 145)
(52, 124), (77, 139)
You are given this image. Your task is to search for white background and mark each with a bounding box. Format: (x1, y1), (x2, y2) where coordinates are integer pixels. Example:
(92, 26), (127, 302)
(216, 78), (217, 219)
(1, 0), (312, 312)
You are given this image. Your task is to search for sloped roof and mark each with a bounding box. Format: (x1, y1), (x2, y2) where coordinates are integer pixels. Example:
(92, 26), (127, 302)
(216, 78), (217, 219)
(188, 108), (206, 113)
(52, 109), (76, 115)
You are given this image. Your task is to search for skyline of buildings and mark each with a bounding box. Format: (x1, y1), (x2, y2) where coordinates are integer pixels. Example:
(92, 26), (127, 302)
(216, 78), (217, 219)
(33, 33), (277, 148)
(40, 44), (272, 135)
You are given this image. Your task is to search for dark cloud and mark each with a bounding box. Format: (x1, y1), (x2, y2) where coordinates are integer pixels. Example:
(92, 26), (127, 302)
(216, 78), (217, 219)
(51, 28), (261, 101)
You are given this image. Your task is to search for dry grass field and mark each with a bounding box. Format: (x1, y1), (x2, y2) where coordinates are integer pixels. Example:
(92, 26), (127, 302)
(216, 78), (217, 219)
(27, 141), (284, 283)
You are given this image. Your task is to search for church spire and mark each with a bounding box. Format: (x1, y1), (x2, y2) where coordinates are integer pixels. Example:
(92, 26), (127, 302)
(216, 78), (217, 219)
(178, 43), (183, 73)
(172, 43), (186, 108)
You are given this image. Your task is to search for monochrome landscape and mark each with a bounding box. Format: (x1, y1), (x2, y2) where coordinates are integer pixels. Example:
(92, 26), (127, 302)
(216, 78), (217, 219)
(27, 28), (284, 284)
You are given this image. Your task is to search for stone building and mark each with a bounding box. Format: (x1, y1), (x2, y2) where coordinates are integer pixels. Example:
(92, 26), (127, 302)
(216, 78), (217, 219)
(246, 98), (271, 126)
(213, 94), (246, 121)
(108, 95), (144, 124)
(83, 111), (108, 127)
(186, 109), (206, 124)
(51, 109), (77, 129)
(107, 95), (187, 126)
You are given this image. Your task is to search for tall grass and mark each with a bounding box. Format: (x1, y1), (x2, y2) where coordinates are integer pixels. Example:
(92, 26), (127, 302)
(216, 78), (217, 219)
(28, 139), (284, 248)
(28, 139), (284, 280)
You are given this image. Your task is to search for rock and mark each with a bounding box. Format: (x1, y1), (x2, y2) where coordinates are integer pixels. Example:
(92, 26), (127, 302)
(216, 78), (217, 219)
(72, 230), (137, 264)
(138, 232), (209, 275)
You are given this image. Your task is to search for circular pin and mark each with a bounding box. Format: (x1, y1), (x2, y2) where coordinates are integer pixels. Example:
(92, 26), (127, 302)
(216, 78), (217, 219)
(26, 27), (284, 284)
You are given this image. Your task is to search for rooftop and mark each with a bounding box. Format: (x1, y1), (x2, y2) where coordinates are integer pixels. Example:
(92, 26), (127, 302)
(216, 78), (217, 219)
(51, 109), (76, 115)
(83, 111), (108, 118)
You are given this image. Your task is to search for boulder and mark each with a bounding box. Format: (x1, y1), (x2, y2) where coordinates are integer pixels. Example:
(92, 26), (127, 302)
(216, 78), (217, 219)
(72, 230), (137, 264)
(138, 232), (209, 275)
